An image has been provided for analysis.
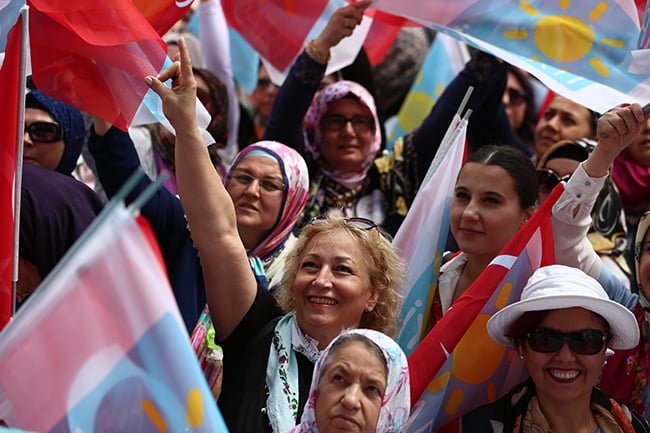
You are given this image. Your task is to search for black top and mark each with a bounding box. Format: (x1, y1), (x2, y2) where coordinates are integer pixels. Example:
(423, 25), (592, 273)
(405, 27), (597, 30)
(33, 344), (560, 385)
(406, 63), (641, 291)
(218, 286), (314, 433)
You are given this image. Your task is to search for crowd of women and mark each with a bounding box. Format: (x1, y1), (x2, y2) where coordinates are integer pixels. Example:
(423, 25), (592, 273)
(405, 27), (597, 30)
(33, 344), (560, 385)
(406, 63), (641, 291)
(14, 0), (650, 432)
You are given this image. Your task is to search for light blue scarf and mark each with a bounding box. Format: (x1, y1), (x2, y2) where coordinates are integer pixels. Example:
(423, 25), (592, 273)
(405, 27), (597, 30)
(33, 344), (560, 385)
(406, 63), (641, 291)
(265, 313), (321, 433)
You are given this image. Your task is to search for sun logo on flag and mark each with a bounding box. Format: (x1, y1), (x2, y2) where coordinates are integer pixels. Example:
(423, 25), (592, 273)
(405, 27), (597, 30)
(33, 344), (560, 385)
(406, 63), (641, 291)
(501, 0), (626, 78)
(142, 388), (207, 431)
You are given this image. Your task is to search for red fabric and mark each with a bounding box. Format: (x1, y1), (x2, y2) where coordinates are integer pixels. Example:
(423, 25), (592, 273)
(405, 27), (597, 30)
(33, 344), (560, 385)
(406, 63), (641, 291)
(222, 0), (328, 71)
(407, 184), (561, 404)
(132, 0), (193, 35)
(599, 303), (648, 417)
(0, 15), (23, 331)
(363, 18), (401, 65)
(135, 214), (168, 275)
(27, 0), (167, 131)
(538, 89), (556, 122)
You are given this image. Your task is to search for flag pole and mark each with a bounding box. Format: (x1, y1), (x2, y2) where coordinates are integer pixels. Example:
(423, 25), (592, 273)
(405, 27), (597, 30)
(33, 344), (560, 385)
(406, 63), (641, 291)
(420, 86), (473, 186)
(11, 6), (29, 319)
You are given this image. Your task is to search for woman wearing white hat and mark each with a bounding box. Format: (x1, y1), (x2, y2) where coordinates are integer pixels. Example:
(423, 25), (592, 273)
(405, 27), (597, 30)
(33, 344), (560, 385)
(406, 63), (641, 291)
(460, 264), (650, 432)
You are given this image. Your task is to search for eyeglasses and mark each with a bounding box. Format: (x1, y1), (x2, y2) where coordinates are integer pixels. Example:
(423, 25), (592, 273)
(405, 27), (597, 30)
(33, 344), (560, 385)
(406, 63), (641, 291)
(505, 87), (527, 105)
(320, 114), (375, 133)
(229, 171), (285, 193)
(24, 121), (63, 143)
(526, 327), (607, 355)
(537, 169), (571, 194)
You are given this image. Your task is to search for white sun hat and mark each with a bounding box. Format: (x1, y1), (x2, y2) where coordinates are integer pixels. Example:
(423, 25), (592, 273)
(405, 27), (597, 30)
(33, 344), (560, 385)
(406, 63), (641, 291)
(487, 264), (639, 350)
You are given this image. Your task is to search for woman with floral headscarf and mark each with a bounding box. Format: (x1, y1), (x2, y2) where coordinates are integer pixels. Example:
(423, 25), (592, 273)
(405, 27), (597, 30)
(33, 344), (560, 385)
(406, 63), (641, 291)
(88, 116), (309, 331)
(263, 1), (446, 236)
(289, 329), (410, 433)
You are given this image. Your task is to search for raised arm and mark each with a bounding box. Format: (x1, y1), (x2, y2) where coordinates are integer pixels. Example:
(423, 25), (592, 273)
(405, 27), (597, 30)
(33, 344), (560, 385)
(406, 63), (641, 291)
(146, 37), (257, 340)
(553, 103), (646, 300)
(263, 0), (370, 151)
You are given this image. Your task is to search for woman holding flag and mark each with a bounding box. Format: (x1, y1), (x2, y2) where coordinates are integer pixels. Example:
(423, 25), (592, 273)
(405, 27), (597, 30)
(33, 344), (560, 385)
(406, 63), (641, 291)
(146, 36), (407, 433)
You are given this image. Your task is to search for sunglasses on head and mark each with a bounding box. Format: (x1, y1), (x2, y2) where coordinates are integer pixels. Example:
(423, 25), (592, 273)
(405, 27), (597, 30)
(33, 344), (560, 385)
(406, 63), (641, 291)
(24, 121), (63, 143)
(537, 169), (571, 194)
(526, 327), (607, 355)
(310, 215), (377, 230)
(309, 215), (393, 240)
(505, 87), (527, 105)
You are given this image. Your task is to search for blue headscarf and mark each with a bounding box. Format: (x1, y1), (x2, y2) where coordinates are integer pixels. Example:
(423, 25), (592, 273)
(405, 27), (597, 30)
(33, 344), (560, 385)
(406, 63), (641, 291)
(25, 89), (85, 176)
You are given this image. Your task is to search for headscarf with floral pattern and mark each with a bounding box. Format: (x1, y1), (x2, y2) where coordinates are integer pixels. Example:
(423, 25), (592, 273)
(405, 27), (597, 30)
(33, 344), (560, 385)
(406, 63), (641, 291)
(226, 140), (309, 260)
(303, 80), (382, 188)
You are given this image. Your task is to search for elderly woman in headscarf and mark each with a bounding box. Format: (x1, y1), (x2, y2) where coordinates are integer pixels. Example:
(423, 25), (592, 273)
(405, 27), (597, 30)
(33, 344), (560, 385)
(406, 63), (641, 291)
(288, 329), (410, 433)
(18, 163), (103, 307)
(23, 89), (86, 176)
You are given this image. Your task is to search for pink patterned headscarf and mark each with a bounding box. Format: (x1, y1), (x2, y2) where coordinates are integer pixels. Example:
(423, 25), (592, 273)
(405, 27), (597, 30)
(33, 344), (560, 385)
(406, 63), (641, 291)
(303, 80), (382, 187)
(226, 140), (309, 260)
(288, 329), (411, 433)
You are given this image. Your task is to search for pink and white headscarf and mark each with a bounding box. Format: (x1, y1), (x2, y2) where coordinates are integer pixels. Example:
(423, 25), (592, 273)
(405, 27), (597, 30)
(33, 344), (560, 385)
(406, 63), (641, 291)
(303, 80), (382, 187)
(288, 329), (411, 433)
(226, 140), (309, 260)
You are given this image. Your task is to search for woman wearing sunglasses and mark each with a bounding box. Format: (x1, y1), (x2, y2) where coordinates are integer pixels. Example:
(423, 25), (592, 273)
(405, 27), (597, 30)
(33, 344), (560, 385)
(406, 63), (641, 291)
(146, 37), (407, 433)
(23, 89), (85, 176)
(460, 264), (649, 432)
(537, 138), (631, 289)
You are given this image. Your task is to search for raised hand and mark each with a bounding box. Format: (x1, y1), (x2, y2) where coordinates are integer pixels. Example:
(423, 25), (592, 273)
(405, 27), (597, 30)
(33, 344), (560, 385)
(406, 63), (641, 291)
(583, 103), (646, 177)
(308, 0), (371, 63)
(145, 36), (198, 132)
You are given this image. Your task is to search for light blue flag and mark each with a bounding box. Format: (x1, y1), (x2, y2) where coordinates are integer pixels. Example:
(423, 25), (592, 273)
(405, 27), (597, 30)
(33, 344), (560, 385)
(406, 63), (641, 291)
(387, 33), (469, 147)
(393, 114), (467, 356)
(229, 27), (259, 94)
(371, 0), (650, 114)
(0, 0), (25, 52)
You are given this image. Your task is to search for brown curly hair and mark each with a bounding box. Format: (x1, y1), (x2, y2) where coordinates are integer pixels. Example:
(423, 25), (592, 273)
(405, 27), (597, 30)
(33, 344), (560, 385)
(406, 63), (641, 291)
(275, 215), (405, 338)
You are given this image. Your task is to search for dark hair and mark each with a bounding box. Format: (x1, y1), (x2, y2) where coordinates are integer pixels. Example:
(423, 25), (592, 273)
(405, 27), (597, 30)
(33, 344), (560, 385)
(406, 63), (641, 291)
(464, 145), (538, 209)
(320, 332), (387, 378)
(193, 67), (229, 146)
(507, 65), (537, 147)
(506, 310), (612, 346)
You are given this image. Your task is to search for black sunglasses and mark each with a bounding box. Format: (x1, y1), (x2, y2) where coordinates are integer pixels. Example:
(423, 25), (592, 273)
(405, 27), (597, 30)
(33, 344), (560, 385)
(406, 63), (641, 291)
(505, 87), (527, 105)
(308, 215), (393, 240)
(256, 78), (276, 89)
(310, 215), (378, 230)
(526, 327), (607, 355)
(537, 169), (571, 194)
(24, 121), (63, 143)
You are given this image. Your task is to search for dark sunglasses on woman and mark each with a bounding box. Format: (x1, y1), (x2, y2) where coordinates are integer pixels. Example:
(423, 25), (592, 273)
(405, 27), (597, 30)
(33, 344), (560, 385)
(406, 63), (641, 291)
(537, 169), (571, 194)
(24, 121), (63, 143)
(526, 327), (607, 355)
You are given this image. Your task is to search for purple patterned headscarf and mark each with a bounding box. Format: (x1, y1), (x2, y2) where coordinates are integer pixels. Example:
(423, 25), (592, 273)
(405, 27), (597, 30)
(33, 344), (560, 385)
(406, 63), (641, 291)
(288, 329), (411, 433)
(303, 80), (382, 186)
(226, 140), (309, 260)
